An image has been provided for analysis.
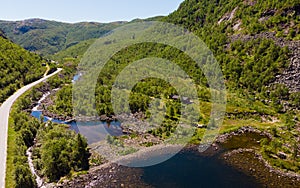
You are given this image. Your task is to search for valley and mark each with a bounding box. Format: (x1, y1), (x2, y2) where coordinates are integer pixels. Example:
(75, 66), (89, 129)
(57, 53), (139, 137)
(0, 0), (300, 187)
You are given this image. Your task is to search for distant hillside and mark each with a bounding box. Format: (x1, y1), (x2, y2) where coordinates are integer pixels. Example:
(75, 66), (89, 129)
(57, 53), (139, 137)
(50, 38), (96, 63)
(0, 29), (6, 39)
(47, 0), (300, 182)
(0, 35), (47, 103)
(0, 19), (126, 56)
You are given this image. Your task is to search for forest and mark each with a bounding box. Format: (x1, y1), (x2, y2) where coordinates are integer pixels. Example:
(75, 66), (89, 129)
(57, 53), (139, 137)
(0, 35), (46, 104)
(6, 81), (89, 187)
(45, 0), (300, 173)
(1, 0), (300, 186)
(0, 19), (125, 55)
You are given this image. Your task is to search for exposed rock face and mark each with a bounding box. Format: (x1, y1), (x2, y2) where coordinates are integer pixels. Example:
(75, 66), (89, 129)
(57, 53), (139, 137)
(218, 7), (239, 25)
(231, 32), (300, 92)
(243, 0), (256, 6)
(0, 29), (7, 39)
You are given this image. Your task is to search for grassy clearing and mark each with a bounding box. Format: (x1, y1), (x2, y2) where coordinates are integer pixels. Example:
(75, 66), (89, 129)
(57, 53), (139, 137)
(5, 117), (16, 188)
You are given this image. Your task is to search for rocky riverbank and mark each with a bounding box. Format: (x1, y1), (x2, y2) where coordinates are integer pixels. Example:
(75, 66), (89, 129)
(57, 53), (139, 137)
(214, 126), (300, 187)
(222, 149), (300, 187)
(54, 164), (152, 188)
(54, 126), (300, 187)
(38, 88), (73, 121)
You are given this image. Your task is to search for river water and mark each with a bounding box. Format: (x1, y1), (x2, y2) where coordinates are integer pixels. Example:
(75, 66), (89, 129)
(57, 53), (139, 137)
(30, 73), (123, 144)
(140, 149), (262, 188)
(31, 108), (123, 144)
(29, 74), (266, 187)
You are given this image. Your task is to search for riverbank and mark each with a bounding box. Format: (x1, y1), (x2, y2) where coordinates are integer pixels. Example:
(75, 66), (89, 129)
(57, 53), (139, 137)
(223, 149), (300, 187)
(37, 87), (73, 121)
(216, 126), (300, 187)
(55, 163), (152, 188)
(31, 87), (300, 187)
(54, 126), (300, 187)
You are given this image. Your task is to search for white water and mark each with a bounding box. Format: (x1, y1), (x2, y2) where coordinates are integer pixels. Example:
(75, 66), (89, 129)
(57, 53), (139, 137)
(26, 147), (45, 188)
(29, 91), (53, 188)
(32, 92), (51, 111)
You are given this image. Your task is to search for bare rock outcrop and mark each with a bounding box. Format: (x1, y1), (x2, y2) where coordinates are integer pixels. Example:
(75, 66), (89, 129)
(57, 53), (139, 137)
(231, 32), (300, 92)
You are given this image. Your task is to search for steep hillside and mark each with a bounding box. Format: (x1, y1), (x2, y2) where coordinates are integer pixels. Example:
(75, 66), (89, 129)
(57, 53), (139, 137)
(0, 29), (6, 39)
(0, 35), (47, 103)
(45, 0), (300, 178)
(5, 1), (300, 185)
(0, 19), (126, 56)
(164, 0), (300, 93)
(166, 0), (299, 39)
(160, 0), (300, 175)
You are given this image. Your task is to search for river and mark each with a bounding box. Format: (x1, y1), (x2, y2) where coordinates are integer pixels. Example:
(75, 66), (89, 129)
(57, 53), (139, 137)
(30, 73), (123, 144)
(30, 98), (123, 144)
(140, 149), (261, 188)
(29, 74), (299, 187)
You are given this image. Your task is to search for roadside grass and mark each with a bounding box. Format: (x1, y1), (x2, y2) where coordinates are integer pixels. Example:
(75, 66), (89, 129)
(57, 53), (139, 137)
(4, 87), (42, 188)
(5, 117), (16, 188)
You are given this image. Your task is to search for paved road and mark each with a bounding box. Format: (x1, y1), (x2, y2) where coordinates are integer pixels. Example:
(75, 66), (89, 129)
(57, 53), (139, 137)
(0, 68), (62, 188)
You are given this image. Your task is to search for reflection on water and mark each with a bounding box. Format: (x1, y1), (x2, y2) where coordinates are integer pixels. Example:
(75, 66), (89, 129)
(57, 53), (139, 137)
(30, 73), (124, 144)
(76, 121), (123, 144)
(31, 111), (123, 144)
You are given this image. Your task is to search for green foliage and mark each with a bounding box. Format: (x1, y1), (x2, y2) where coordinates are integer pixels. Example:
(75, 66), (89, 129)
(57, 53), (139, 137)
(37, 126), (90, 181)
(224, 39), (289, 91)
(165, 0), (300, 39)
(106, 135), (124, 147)
(48, 85), (73, 117)
(51, 39), (96, 62)
(8, 88), (44, 188)
(260, 111), (300, 173)
(290, 92), (300, 106)
(7, 83), (90, 185)
(118, 147), (138, 156)
(14, 164), (36, 188)
(3, 0), (299, 184)
(283, 112), (296, 130)
(0, 19), (126, 55)
(0, 36), (46, 104)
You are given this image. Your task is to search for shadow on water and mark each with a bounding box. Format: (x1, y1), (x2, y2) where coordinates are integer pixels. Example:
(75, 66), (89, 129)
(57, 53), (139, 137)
(135, 131), (268, 187)
(140, 149), (262, 188)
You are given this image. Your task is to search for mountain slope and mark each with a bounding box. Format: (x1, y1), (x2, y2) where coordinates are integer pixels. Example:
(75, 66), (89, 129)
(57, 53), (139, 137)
(50, 38), (96, 63)
(160, 0), (300, 175)
(163, 0), (300, 91)
(50, 0), (300, 178)
(166, 0), (299, 39)
(0, 19), (126, 56)
(3, 1), (300, 185)
(0, 34), (47, 104)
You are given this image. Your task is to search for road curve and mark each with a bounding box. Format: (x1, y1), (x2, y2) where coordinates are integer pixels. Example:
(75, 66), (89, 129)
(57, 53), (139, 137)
(0, 68), (62, 188)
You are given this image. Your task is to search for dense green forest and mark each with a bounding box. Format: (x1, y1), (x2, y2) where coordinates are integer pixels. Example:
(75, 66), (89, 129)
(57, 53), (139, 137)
(0, 35), (46, 104)
(165, 0), (300, 40)
(0, 19), (125, 55)
(6, 82), (89, 187)
(44, 0), (300, 173)
(51, 0), (298, 121)
(50, 38), (96, 63)
(49, 0), (300, 112)
(2, 1), (300, 186)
